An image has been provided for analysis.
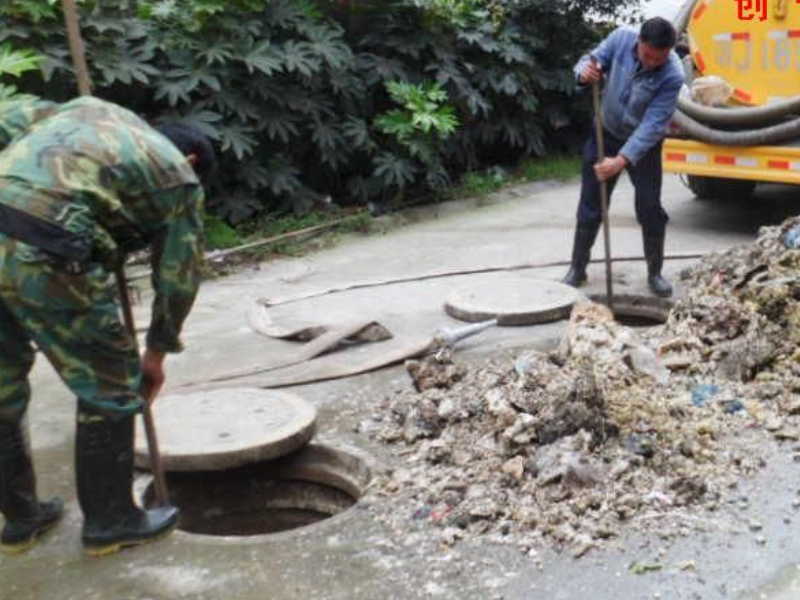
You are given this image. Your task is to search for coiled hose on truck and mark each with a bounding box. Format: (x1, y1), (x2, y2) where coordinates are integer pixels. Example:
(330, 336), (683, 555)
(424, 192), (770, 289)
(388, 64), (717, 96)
(671, 0), (800, 146)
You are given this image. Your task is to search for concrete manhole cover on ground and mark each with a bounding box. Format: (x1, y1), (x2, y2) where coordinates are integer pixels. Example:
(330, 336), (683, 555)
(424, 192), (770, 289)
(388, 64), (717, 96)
(134, 388), (317, 472)
(444, 277), (580, 325)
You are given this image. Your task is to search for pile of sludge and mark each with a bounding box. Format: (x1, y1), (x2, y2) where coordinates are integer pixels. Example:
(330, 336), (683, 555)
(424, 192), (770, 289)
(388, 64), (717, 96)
(361, 217), (800, 558)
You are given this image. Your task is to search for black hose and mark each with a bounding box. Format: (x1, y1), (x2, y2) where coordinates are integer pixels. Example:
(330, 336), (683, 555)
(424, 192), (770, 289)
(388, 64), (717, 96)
(672, 109), (800, 146)
(677, 95), (800, 127)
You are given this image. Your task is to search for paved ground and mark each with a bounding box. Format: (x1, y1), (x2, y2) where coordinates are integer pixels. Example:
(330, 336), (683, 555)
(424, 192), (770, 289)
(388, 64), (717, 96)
(4, 173), (800, 599)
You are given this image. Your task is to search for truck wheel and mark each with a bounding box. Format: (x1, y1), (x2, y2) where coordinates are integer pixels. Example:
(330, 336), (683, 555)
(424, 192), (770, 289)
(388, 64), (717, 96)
(686, 175), (756, 201)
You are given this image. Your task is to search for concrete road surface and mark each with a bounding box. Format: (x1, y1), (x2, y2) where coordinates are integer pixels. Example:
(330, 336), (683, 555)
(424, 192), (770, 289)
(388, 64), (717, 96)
(5, 173), (800, 599)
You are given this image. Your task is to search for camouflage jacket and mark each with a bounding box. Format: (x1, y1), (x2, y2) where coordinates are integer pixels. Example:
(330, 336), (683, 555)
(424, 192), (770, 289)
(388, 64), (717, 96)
(0, 96), (205, 353)
(0, 97), (58, 150)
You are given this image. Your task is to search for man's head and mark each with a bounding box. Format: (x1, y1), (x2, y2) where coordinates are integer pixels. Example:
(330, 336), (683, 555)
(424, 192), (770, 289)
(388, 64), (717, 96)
(638, 17), (676, 70)
(156, 122), (216, 183)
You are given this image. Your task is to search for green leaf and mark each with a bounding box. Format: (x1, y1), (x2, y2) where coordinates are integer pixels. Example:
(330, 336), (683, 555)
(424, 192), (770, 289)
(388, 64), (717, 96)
(171, 110), (223, 141)
(218, 124), (258, 160)
(238, 160), (272, 191)
(303, 25), (351, 70)
(198, 42), (235, 66)
(373, 152), (417, 188)
(241, 40), (283, 76)
(0, 44), (41, 78)
(95, 40), (159, 86)
(261, 112), (300, 144)
(154, 77), (194, 106)
(342, 117), (376, 152)
(375, 109), (415, 141)
(266, 156), (302, 196)
(282, 40), (320, 77)
(310, 120), (343, 153)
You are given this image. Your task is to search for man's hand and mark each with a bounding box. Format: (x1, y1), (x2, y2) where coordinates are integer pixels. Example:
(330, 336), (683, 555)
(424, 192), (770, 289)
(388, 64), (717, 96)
(594, 155), (628, 182)
(580, 59), (603, 85)
(141, 348), (166, 405)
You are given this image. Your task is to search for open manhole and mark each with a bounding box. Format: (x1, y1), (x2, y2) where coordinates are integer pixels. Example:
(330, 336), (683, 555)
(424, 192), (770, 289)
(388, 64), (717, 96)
(143, 444), (370, 536)
(589, 294), (672, 327)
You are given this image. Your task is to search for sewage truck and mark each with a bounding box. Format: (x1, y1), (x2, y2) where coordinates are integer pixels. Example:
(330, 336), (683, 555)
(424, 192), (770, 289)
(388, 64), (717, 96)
(664, 0), (800, 198)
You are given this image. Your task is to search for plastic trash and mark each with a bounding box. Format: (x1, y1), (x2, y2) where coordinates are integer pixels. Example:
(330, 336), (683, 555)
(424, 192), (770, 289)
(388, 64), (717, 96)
(626, 345), (670, 385)
(412, 506), (432, 520)
(721, 399), (745, 414)
(691, 383), (720, 407)
(783, 225), (800, 249)
(624, 433), (655, 458)
(690, 75), (733, 107)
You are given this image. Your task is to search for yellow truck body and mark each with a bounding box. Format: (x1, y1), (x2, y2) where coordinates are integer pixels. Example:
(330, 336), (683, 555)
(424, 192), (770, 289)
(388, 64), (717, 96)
(662, 0), (800, 187)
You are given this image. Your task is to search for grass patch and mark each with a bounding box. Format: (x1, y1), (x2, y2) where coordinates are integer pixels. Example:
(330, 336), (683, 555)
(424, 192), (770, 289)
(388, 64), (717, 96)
(203, 214), (242, 250)
(456, 167), (510, 198)
(517, 155), (580, 182)
(449, 155), (580, 203)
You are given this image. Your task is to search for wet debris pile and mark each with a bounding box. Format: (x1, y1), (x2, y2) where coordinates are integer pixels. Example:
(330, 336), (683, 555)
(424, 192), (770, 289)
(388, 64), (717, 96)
(362, 218), (800, 558)
(661, 218), (800, 383)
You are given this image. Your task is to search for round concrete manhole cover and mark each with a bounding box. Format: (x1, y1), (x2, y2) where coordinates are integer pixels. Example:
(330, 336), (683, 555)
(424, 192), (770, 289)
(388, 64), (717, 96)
(134, 388), (317, 472)
(444, 278), (580, 325)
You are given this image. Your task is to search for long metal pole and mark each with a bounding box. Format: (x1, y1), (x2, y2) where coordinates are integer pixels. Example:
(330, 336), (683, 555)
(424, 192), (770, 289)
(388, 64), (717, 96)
(591, 69), (615, 312)
(62, 0), (170, 506)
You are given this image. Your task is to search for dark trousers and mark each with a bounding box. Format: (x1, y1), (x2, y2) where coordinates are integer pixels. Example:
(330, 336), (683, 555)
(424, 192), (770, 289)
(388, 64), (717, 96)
(576, 129), (668, 236)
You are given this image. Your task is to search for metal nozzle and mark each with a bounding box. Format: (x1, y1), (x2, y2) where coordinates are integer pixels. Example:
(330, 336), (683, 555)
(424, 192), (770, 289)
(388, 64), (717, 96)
(433, 319), (498, 347)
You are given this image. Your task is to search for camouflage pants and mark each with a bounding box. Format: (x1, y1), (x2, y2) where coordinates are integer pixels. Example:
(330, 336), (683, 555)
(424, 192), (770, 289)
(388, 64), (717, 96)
(0, 234), (142, 425)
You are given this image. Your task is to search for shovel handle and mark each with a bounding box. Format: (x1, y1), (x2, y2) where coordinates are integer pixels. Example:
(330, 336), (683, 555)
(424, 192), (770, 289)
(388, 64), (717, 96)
(591, 66), (615, 312)
(114, 264), (170, 507)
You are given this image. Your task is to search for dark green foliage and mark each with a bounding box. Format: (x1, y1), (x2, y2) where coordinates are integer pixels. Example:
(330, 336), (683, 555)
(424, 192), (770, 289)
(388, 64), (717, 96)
(0, 0), (635, 222)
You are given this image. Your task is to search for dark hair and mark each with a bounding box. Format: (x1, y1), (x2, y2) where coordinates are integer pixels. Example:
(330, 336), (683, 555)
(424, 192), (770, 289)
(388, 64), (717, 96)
(156, 122), (217, 182)
(639, 17), (677, 49)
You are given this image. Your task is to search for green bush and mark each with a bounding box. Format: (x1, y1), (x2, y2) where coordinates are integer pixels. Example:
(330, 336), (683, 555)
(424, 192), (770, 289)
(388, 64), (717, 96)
(0, 0), (633, 222)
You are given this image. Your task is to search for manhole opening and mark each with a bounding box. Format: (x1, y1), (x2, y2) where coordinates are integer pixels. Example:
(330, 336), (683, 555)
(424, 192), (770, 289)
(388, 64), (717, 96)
(143, 444), (370, 536)
(588, 294), (672, 328)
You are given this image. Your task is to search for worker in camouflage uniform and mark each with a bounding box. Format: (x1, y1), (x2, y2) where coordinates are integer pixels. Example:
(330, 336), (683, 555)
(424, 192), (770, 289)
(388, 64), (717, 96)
(0, 95), (215, 556)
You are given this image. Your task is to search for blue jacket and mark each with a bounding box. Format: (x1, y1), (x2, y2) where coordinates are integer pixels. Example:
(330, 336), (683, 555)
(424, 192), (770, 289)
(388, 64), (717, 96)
(574, 27), (684, 165)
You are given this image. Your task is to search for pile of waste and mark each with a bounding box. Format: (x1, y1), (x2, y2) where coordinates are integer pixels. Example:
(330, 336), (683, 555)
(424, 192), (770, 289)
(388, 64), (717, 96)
(362, 218), (800, 558)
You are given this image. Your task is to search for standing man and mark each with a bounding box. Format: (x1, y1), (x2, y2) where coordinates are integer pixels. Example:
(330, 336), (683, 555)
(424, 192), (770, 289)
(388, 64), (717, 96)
(562, 17), (684, 297)
(0, 96), (215, 556)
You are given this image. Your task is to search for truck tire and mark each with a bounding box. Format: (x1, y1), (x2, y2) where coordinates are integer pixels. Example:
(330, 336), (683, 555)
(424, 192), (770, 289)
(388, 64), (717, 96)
(686, 175), (756, 201)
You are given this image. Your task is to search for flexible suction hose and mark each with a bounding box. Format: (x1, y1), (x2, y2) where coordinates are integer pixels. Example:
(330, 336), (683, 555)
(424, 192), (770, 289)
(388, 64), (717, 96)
(672, 110), (800, 146)
(671, 0), (800, 145)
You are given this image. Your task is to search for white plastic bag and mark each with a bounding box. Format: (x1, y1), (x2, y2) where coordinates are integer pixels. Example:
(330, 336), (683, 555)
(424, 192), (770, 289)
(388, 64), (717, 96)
(690, 75), (733, 107)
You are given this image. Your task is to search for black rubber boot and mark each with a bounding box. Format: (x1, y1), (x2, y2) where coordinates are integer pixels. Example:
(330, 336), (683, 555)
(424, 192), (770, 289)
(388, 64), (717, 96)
(76, 407), (179, 557)
(562, 223), (601, 287)
(643, 230), (673, 298)
(0, 422), (64, 554)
